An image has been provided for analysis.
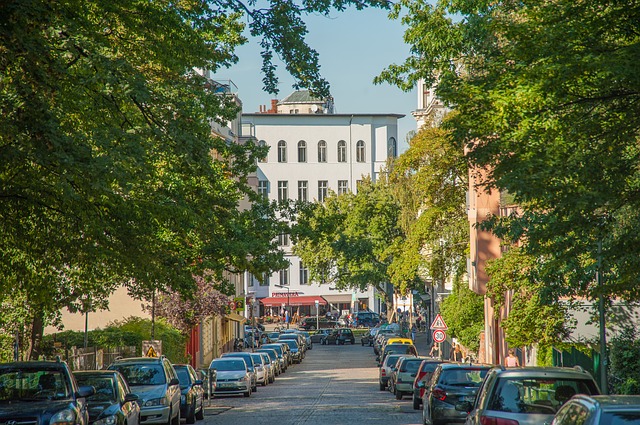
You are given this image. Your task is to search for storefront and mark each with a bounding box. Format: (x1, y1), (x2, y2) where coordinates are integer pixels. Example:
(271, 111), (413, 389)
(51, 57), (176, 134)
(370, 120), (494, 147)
(259, 294), (327, 321)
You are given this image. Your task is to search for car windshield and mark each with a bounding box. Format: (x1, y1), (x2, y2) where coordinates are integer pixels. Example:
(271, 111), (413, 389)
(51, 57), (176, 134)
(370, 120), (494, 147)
(284, 340), (299, 349)
(385, 355), (403, 367)
(75, 374), (117, 402)
(174, 367), (191, 386)
(210, 359), (246, 371)
(440, 368), (488, 387)
(110, 364), (166, 386)
(488, 377), (599, 414)
(400, 359), (423, 373)
(263, 345), (283, 356)
(250, 354), (264, 365)
(257, 350), (277, 361)
(0, 368), (71, 401)
(600, 411), (640, 424)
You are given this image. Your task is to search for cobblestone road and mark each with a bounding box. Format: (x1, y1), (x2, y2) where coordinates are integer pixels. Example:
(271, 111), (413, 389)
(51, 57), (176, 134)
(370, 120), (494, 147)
(202, 340), (425, 425)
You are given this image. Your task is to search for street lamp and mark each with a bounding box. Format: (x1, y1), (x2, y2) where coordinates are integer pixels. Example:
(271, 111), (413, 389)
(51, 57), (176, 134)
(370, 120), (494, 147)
(274, 284), (291, 329)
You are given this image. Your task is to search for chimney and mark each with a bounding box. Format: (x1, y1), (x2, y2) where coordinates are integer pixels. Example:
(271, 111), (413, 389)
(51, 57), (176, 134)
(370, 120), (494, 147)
(268, 99), (278, 114)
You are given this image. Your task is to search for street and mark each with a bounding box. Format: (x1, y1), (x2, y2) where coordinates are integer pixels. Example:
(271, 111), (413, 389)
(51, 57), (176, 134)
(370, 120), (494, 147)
(203, 341), (423, 425)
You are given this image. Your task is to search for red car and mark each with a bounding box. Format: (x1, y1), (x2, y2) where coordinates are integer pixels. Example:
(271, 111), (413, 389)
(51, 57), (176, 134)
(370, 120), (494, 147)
(413, 358), (447, 410)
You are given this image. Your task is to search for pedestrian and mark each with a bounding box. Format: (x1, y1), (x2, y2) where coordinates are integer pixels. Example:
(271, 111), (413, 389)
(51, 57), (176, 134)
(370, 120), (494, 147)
(416, 315), (422, 331)
(429, 343), (441, 359)
(505, 349), (520, 367)
(450, 344), (463, 362)
(411, 324), (417, 342)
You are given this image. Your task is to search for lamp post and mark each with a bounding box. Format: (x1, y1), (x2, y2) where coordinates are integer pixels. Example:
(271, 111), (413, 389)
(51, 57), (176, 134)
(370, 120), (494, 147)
(274, 284), (291, 329)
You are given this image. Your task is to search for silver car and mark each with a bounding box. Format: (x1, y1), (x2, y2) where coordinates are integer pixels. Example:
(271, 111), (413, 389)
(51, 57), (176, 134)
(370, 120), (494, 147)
(462, 367), (600, 425)
(209, 358), (251, 397)
(552, 395), (640, 425)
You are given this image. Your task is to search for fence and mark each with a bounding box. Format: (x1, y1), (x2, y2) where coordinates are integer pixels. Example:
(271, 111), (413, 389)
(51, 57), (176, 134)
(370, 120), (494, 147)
(54, 346), (137, 371)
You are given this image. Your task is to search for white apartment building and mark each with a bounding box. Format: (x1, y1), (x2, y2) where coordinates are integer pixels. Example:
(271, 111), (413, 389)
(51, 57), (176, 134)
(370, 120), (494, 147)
(242, 91), (404, 319)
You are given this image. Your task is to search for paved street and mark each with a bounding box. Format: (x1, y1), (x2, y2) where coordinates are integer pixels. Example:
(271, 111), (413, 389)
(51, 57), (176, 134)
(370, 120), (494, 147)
(202, 336), (426, 425)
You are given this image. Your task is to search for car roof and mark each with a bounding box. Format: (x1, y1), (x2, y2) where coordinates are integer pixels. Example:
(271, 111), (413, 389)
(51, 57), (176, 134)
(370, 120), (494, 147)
(491, 366), (597, 378)
(574, 395), (640, 409)
(110, 356), (164, 364)
(0, 361), (69, 369)
(439, 362), (493, 369)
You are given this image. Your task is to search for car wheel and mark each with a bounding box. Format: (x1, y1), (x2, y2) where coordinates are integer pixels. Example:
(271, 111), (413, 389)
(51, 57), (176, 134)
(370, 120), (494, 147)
(379, 382), (386, 391)
(166, 409), (173, 425)
(310, 325), (316, 330)
(171, 409), (180, 425)
(413, 395), (421, 410)
(395, 390), (403, 400)
(195, 400), (205, 420)
(186, 401), (196, 424)
(262, 378), (267, 387)
(244, 389), (251, 397)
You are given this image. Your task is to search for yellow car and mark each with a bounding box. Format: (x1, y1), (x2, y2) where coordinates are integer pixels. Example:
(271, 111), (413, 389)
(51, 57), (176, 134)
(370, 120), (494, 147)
(386, 337), (414, 345)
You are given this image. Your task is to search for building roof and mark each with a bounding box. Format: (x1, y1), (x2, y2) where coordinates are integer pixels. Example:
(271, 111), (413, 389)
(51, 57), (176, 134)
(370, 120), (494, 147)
(279, 90), (322, 104)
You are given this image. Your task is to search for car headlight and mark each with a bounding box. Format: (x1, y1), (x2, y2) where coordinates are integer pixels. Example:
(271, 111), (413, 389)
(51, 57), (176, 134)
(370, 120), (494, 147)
(94, 415), (117, 425)
(50, 409), (76, 425)
(144, 397), (168, 407)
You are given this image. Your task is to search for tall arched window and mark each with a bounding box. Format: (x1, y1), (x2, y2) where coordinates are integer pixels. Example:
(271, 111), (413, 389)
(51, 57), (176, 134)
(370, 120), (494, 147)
(356, 140), (366, 162)
(258, 140), (267, 163)
(298, 140), (307, 163)
(278, 140), (287, 163)
(318, 140), (327, 163)
(337, 140), (347, 163)
(388, 137), (397, 158)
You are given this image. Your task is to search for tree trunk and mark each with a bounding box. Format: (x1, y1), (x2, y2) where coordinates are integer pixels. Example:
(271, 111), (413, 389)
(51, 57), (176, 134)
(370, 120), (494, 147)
(28, 311), (44, 360)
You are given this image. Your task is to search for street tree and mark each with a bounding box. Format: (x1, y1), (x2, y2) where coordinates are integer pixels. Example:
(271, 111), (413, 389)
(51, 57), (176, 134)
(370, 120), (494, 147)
(1, 0), (384, 358)
(292, 178), (403, 313)
(377, 0), (640, 303)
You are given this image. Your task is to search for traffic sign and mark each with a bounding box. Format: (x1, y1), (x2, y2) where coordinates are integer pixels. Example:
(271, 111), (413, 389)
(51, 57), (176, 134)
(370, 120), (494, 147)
(433, 329), (446, 343)
(142, 340), (162, 357)
(430, 313), (448, 330)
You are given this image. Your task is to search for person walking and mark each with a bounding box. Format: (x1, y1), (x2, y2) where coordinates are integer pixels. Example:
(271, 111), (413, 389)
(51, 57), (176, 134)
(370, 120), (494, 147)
(411, 324), (417, 342)
(450, 344), (463, 362)
(429, 343), (441, 359)
(505, 349), (520, 367)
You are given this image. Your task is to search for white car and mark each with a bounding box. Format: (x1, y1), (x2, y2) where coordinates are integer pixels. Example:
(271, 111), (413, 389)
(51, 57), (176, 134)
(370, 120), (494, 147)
(250, 353), (268, 386)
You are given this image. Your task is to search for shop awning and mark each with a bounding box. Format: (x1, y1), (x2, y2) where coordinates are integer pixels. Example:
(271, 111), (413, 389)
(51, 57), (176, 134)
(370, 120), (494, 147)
(322, 294), (353, 303)
(259, 296), (327, 307)
(225, 312), (246, 322)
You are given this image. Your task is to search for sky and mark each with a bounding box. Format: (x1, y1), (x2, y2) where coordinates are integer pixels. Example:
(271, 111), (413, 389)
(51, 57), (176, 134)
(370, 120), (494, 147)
(213, 7), (418, 150)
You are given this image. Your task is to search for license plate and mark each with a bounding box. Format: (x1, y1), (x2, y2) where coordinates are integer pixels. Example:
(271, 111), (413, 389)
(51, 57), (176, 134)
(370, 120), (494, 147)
(219, 383), (234, 388)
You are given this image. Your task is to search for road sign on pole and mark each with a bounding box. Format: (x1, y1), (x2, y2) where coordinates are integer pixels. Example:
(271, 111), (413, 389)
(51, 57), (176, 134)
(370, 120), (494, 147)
(430, 313), (448, 330)
(433, 329), (446, 343)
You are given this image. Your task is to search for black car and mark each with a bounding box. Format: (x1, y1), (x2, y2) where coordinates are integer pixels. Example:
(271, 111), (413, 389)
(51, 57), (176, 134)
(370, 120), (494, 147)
(173, 364), (205, 424)
(353, 311), (381, 328)
(73, 370), (140, 425)
(0, 360), (95, 425)
(298, 318), (338, 330)
(322, 328), (355, 345)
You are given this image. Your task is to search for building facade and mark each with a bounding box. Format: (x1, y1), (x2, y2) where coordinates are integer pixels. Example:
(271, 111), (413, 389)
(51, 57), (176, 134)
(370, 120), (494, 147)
(243, 92), (403, 318)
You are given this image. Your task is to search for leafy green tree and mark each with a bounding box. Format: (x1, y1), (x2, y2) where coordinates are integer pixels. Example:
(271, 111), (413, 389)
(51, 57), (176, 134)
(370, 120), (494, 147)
(439, 277), (484, 352)
(292, 178), (403, 312)
(377, 0), (640, 303)
(609, 326), (640, 395)
(2, 0), (383, 358)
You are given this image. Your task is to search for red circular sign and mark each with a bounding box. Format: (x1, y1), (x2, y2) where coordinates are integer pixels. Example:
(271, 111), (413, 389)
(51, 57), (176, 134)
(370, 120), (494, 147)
(433, 329), (446, 343)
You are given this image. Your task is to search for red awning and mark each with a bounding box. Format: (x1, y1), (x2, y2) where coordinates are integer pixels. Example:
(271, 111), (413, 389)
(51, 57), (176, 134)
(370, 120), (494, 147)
(259, 296), (327, 307)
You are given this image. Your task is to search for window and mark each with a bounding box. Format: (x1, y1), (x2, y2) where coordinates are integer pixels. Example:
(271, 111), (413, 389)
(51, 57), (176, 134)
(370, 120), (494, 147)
(259, 273), (269, 286)
(279, 268), (289, 286)
(318, 140), (327, 163)
(278, 233), (289, 246)
(258, 140), (267, 163)
(298, 140), (307, 163)
(388, 137), (397, 158)
(278, 181), (288, 201)
(258, 180), (268, 198)
(338, 180), (348, 195)
(248, 273), (255, 287)
(337, 140), (347, 162)
(278, 140), (287, 163)
(318, 180), (328, 202)
(298, 180), (308, 202)
(299, 262), (309, 285)
(356, 140), (366, 162)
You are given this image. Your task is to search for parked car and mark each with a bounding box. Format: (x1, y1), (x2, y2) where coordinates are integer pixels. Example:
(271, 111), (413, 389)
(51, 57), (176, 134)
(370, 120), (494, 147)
(107, 356), (181, 425)
(413, 359), (447, 410)
(172, 364), (204, 424)
(281, 339), (303, 363)
(460, 366), (600, 425)
(74, 370), (140, 425)
(257, 352), (276, 384)
(552, 395), (640, 425)
(310, 329), (332, 344)
(0, 360), (94, 425)
(380, 354), (414, 391)
(256, 347), (284, 375)
(361, 328), (379, 346)
(298, 331), (313, 350)
(378, 343), (419, 366)
(391, 356), (427, 400)
(249, 353), (268, 386)
(299, 317), (337, 330)
(322, 328), (356, 345)
(262, 343), (289, 370)
(208, 358), (251, 398)
(278, 333), (307, 353)
(353, 311), (381, 328)
(422, 362), (493, 425)
(220, 353), (258, 392)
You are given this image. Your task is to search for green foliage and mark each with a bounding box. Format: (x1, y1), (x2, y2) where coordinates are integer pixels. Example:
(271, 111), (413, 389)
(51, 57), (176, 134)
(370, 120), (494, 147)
(485, 248), (572, 347)
(609, 326), (640, 395)
(536, 345), (553, 367)
(439, 277), (484, 352)
(379, 0), (640, 303)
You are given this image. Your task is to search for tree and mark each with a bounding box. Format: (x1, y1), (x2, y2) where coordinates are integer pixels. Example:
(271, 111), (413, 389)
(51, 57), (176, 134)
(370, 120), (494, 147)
(387, 123), (468, 294)
(2, 0), (386, 358)
(439, 277), (484, 352)
(377, 0), (640, 303)
(292, 178), (403, 313)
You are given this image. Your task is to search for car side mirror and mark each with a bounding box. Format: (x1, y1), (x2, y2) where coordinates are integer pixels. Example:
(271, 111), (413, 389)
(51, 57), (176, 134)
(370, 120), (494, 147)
(77, 385), (95, 398)
(455, 401), (473, 413)
(169, 378), (180, 386)
(124, 393), (140, 403)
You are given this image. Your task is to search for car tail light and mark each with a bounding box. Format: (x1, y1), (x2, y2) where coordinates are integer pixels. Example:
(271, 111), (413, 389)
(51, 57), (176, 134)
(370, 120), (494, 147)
(480, 416), (519, 425)
(432, 387), (447, 401)
(381, 369), (386, 377)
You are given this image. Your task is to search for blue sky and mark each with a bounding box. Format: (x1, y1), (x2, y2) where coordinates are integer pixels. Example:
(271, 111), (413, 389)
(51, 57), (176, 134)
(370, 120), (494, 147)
(214, 7), (418, 149)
